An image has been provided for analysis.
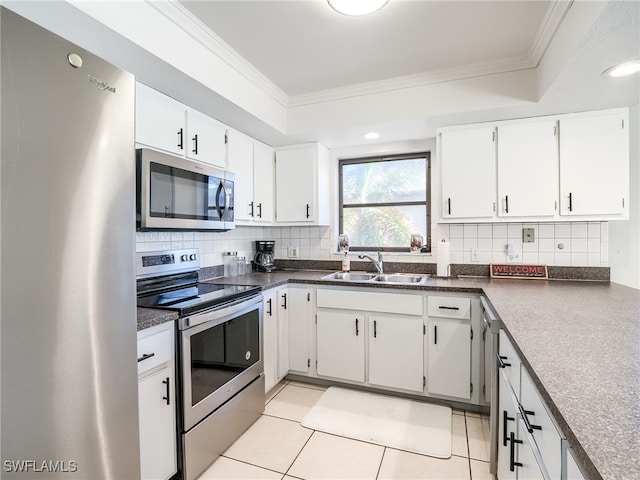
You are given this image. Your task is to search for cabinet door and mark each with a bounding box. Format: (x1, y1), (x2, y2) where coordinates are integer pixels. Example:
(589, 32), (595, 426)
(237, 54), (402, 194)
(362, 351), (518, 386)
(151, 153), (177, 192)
(288, 288), (312, 374)
(497, 121), (558, 217)
(135, 83), (186, 156)
(186, 108), (226, 168)
(253, 141), (275, 223)
(441, 126), (496, 218)
(520, 368), (562, 479)
(559, 111), (628, 216)
(368, 314), (424, 392)
(275, 147), (315, 222)
(276, 288), (290, 378)
(427, 318), (471, 399)
(316, 310), (365, 382)
(138, 369), (177, 480)
(227, 129), (255, 222)
(497, 370), (518, 480)
(263, 290), (278, 393)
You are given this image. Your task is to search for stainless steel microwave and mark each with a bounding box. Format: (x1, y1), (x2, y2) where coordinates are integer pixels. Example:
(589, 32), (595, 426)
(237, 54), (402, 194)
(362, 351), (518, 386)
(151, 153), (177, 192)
(136, 148), (235, 231)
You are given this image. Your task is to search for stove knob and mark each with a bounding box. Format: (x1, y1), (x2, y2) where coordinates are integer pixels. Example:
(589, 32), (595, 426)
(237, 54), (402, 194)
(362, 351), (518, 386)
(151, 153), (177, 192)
(180, 254), (188, 262)
(189, 254), (197, 261)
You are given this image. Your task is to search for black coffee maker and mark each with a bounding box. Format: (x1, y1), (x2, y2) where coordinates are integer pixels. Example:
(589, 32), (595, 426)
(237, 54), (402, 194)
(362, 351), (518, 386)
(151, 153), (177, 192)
(253, 240), (276, 272)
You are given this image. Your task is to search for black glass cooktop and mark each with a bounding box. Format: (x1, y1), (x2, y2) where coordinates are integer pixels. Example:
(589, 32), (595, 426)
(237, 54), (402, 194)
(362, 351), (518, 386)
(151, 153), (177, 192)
(137, 282), (261, 316)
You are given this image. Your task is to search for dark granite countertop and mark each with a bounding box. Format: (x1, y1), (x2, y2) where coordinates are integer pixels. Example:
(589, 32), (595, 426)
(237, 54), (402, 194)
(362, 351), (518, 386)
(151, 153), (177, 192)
(136, 268), (639, 479)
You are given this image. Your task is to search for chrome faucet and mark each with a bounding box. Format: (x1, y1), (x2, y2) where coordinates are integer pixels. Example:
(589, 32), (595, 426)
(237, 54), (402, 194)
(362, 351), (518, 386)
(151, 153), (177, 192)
(358, 252), (384, 274)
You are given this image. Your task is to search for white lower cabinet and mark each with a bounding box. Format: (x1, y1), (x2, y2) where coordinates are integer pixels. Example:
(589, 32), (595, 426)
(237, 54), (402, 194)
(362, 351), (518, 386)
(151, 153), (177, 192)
(262, 289), (279, 393)
(288, 287), (314, 374)
(316, 310), (365, 382)
(276, 287), (290, 379)
(316, 288), (425, 392)
(427, 296), (472, 400)
(137, 322), (177, 480)
(497, 330), (563, 480)
(368, 314), (424, 392)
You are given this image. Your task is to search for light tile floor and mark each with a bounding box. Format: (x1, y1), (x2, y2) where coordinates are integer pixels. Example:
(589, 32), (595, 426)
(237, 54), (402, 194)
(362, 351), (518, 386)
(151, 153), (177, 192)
(198, 380), (495, 480)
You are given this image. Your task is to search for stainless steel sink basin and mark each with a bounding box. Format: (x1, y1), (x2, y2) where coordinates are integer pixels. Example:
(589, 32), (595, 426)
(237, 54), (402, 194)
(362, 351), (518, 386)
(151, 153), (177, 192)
(372, 274), (428, 284)
(322, 272), (379, 281)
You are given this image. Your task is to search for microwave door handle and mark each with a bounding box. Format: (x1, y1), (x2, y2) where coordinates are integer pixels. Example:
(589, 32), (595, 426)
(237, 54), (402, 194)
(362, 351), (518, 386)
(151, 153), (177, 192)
(220, 180), (231, 219)
(215, 182), (224, 219)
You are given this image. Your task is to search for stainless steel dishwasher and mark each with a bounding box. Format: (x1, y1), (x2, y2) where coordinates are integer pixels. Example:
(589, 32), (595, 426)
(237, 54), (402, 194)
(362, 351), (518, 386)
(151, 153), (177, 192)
(481, 296), (500, 475)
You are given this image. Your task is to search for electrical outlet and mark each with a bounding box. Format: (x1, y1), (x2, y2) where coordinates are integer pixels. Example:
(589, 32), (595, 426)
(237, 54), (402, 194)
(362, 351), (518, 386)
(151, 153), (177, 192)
(523, 228), (535, 243)
(287, 246), (299, 258)
(471, 249), (479, 262)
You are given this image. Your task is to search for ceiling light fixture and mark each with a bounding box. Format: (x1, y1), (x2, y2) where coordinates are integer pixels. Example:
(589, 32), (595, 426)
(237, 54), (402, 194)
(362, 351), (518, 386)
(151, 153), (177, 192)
(328, 0), (389, 16)
(364, 131), (380, 140)
(602, 60), (640, 78)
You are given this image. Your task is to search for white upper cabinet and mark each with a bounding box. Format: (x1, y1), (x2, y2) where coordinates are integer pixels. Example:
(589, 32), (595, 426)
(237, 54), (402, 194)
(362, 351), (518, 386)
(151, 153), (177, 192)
(253, 141), (275, 223)
(275, 144), (331, 225)
(227, 129), (255, 222)
(185, 107), (226, 168)
(559, 110), (629, 216)
(437, 107), (629, 222)
(228, 131), (275, 224)
(135, 82), (225, 168)
(441, 126), (496, 219)
(497, 120), (558, 217)
(136, 82), (186, 156)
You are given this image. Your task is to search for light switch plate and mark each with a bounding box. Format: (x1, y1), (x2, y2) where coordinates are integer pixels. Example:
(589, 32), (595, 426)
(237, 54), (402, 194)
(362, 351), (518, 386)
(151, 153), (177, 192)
(523, 228), (535, 243)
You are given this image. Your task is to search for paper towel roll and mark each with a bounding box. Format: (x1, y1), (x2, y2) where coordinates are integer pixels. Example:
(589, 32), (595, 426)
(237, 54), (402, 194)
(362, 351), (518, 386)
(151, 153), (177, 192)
(437, 240), (450, 277)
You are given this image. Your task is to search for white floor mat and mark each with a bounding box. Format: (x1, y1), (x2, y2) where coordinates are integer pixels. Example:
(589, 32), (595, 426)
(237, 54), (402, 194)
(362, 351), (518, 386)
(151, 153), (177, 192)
(301, 387), (452, 458)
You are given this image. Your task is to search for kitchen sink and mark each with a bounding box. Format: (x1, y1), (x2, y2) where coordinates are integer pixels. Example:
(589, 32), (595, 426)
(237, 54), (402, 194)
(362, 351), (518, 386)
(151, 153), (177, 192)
(322, 272), (379, 281)
(321, 272), (428, 284)
(372, 274), (428, 284)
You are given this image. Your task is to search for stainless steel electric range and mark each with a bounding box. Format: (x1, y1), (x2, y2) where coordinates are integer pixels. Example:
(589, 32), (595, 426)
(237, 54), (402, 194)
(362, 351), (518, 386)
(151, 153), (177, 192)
(136, 249), (264, 480)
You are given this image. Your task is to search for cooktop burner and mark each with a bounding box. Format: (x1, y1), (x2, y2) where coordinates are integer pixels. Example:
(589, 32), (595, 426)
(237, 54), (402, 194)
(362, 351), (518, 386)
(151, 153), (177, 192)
(137, 282), (261, 316)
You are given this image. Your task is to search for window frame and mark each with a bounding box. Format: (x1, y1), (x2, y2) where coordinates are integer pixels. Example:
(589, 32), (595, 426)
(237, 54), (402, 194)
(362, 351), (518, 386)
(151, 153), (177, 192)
(338, 152), (431, 253)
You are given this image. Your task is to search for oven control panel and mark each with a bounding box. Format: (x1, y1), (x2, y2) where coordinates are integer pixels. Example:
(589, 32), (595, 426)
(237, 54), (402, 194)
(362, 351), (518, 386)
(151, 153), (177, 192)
(136, 248), (200, 278)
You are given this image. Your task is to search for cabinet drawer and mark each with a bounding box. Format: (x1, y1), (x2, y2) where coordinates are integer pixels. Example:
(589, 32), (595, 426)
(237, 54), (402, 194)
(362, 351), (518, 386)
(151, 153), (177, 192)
(137, 328), (173, 375)
(427, 296), (471, 319)
(317, 289), (423, 315)
(520, 368), (562, 479)
(498, 330), (521, 398)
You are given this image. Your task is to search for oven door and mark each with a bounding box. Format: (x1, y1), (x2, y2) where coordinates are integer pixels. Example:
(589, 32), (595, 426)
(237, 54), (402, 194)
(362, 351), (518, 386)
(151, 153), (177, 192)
(180, 295), (263, 431)
(137, 148), (234, 230)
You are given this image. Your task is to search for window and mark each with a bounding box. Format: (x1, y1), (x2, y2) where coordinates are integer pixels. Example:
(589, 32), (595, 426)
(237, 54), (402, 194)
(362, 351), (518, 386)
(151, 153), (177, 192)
(339, 153), (431, 252)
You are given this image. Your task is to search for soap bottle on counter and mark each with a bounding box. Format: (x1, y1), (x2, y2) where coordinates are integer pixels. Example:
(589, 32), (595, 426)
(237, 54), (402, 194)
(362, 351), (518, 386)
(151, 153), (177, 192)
(341, 252), (350, 272)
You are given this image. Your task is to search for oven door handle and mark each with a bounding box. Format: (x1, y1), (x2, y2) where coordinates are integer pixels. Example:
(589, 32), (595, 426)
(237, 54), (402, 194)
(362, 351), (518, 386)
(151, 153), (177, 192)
(179, 294), (262, 330)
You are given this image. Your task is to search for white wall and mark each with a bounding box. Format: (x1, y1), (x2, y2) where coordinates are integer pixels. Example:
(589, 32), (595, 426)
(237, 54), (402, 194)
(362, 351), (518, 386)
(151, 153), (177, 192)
(609, 103), (640, 289)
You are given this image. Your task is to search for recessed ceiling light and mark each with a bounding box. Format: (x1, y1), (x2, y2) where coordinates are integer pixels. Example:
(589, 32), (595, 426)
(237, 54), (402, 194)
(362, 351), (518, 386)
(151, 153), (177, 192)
(328, 0), (389, 16)
(602, 60), (640, 78)
(364, 131), (380, 140)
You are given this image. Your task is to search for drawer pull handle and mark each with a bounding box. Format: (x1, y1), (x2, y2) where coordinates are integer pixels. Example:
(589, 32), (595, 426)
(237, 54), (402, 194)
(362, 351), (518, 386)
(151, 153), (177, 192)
(497, 354), (511, 369)
(438, 306), (460, 310)
(509, 431), (523, 471)
(266, 298), (272, 316)
(137, 352), (155, 363)
(519, 405), (542, 433)
(502, 410), (515, 447)
(162, 377), (170, 405)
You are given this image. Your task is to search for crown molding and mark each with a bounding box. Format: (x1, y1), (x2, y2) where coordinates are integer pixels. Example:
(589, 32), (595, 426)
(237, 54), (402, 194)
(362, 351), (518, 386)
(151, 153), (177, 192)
(150, 0), (572, 111)
(287, 56), (537, 107)
(527, 0), (574, 66)
(148, 0), (290, 107)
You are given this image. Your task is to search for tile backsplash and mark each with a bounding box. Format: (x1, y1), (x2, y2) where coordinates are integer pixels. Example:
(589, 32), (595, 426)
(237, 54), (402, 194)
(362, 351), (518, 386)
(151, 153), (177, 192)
(436, 222), (607, 267)
(136, 221), (608, 269)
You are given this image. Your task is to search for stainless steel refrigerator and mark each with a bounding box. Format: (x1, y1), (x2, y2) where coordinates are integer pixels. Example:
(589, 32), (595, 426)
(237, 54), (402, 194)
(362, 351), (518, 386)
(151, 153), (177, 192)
(1, 8), (140, 479)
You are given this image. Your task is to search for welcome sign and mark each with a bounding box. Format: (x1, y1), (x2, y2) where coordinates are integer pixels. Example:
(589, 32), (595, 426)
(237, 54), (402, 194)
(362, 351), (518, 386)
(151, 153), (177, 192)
(490, 264), (548, 280)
